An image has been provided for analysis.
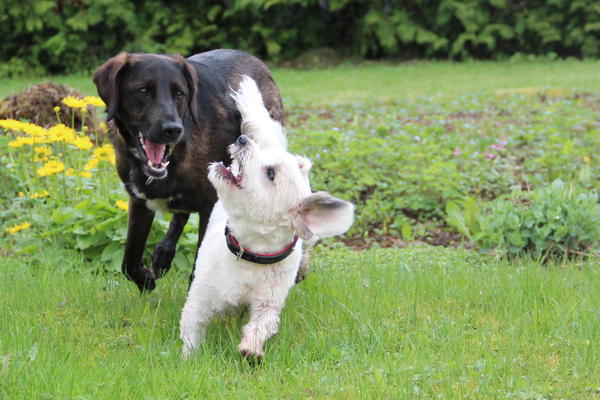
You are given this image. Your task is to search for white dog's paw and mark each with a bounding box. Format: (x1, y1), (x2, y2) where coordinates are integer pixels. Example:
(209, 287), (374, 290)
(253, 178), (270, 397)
(181, 346), (194, 360)
(238, 343), (263, 363)
(181, 343), (195, 359)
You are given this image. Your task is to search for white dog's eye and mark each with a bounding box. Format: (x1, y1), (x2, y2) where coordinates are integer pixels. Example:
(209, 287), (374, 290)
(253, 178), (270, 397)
(266, 167), (275, 181)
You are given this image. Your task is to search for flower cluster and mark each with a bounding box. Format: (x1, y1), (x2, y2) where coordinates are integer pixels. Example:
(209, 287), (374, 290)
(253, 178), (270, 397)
(1, 94), (124, 240)
(62, 95), (106, 110)
(5, 120), (94, 151)
(1, 94), (115, 180)
(62, 96), (87, 109)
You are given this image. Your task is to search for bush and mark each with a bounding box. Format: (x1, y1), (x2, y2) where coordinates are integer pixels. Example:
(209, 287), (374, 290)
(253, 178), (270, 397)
(2, 0), (600, 75)
(473, 180), (600, 259)
(288, 91), (600, 243)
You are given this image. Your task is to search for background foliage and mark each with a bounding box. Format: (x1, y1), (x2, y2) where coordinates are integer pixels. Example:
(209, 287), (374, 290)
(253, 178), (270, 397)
(2, 0), (600, 76)
(4, 86), (597, 271)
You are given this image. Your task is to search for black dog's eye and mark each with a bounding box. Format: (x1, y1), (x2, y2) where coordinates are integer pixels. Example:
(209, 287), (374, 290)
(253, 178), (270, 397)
(137, 87), (150, 95)
(266, 167), (275, 181)
(175, 90), (185, 100)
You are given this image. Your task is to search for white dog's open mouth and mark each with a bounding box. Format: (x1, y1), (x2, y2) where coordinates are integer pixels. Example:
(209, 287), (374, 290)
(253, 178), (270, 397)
(137, 132), (174, 178)
(215, 162), (242, 188)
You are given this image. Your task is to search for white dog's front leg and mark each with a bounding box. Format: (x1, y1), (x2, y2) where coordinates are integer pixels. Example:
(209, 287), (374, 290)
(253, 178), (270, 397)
(179, 295), (216, 359)
(238, 303), (282, 361)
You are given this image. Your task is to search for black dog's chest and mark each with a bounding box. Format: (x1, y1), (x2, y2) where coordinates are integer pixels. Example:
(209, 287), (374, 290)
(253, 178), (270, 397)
(128, 169), (210, 213)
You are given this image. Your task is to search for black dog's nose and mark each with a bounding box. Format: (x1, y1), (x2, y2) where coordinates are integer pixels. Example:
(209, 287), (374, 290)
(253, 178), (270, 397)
(161, 121), (182, 139)
(236, 135), (249, 146)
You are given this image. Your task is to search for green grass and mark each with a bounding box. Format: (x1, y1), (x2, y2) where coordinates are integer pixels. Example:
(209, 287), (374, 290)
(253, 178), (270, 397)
(2, 61), (599, 399)
(1, 247), (599, 399)
(2, 60), (600, 104)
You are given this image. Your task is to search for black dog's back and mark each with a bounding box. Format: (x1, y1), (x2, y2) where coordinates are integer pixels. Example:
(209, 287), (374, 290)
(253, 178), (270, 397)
(188, 49), (284, 124)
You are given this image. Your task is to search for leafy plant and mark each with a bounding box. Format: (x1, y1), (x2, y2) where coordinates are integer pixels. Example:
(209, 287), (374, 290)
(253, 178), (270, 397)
(289, 90), (599, 243)
(474, 180), (600, 259)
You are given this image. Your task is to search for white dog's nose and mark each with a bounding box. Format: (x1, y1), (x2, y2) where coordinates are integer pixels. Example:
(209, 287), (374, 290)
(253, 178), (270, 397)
(236, 135), (249, 146)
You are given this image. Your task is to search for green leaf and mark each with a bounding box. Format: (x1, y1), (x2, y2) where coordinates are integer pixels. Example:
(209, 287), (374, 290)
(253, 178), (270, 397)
(401, 223), (413, 241)
(445, 201), (471, 238)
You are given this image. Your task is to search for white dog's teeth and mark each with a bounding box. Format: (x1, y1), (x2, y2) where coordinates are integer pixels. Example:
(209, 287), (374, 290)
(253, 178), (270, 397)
(163, 161), (170, 167)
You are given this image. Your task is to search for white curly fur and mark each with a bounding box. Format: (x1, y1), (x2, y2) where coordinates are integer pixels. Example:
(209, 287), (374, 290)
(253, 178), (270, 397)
(179, 76), (354, 360)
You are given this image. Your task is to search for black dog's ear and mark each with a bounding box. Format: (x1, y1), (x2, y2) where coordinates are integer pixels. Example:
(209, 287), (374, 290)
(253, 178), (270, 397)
(173, 54), (199, 124)
(93, 52), (129, 121)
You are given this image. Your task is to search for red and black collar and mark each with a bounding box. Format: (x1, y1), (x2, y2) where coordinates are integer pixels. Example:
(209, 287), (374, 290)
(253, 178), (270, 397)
(225, 226), (298, 264)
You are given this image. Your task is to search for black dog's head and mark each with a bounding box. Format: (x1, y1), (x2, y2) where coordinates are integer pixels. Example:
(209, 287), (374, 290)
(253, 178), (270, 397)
(93, 53), (198, 179)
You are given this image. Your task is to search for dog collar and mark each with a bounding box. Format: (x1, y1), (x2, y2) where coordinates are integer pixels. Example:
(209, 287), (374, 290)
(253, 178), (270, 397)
(224, 226), (298, 264)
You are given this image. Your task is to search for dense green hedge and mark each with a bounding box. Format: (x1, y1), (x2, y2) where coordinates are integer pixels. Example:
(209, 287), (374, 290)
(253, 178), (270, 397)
(2, 0), (600, 76)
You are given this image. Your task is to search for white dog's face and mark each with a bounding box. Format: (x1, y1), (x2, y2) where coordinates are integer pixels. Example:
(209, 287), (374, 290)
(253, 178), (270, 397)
(209, 136), (312, 231)
(208, 136), (354, 240)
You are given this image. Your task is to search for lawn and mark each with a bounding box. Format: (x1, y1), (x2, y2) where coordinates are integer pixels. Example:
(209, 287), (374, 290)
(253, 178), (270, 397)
(1, 247), (599, 399)
(1, 61), (599, 399)
(2, 59), (600, 103)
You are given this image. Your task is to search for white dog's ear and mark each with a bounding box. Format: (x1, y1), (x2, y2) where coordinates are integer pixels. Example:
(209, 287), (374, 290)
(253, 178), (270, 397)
(296, 155), (312, 177)
(292, 192), (354, 240)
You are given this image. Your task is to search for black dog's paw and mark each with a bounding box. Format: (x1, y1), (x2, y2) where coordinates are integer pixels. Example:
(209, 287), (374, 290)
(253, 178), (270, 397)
(136, 269), (157, 293)
(151, 243), (176, 279)
(125, 266), (157, 293)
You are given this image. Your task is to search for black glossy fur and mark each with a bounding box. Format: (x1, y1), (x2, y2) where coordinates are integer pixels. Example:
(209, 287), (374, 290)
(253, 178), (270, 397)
(93, 49), (283, 292)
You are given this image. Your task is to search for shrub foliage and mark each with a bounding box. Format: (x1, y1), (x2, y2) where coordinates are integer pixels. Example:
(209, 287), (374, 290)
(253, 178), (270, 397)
(2, 0), (600, 75)
(474, 180), (600, 259)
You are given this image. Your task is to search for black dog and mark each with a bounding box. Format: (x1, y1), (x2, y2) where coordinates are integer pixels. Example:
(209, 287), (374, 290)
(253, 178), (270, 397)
(93, 49), (283, 292)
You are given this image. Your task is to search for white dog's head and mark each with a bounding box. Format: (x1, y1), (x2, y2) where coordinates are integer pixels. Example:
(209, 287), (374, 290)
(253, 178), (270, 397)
(208, 135), (354, 240)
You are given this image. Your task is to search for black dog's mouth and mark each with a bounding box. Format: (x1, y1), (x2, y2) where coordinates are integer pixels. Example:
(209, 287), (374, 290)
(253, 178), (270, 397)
(136, 132), (174, 179)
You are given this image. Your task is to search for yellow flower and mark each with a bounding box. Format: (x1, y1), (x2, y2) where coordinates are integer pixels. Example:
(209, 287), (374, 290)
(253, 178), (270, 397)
(23, 123), (48, 138)
(9, 137), (32, 148)
(48, 124), (76, 144)
(31, 190), (50, 199)
(79, 171), (92, 179)
(0, 119), (23, 131)
(84, 157), (99, 171)
(83, 96), (106, 107)
(62, 96), (87, 109)
(5, 222), (31, 234)
(53, 106), (60, 112)
(37, 160), (65, 177)
(583, 156), (591, 164)
(65, 168), (75, 176)
(70, 135), (93, 150)
(99, 122), (108, 132)
(116, 200), (129, 211)
(92, 144), (116, 165)
(34, 145), (53, 162)
(0, 119), (47, 137)
(18, 192), (24, 197)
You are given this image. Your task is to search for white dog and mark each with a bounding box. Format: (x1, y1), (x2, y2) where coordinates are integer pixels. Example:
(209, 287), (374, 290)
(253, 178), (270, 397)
(179, 77), (354, 360)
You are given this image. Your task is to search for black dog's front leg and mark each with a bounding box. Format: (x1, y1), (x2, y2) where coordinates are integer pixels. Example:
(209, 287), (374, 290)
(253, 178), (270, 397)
(123, 198), (156, 292)
(152, 212), (190, 278)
